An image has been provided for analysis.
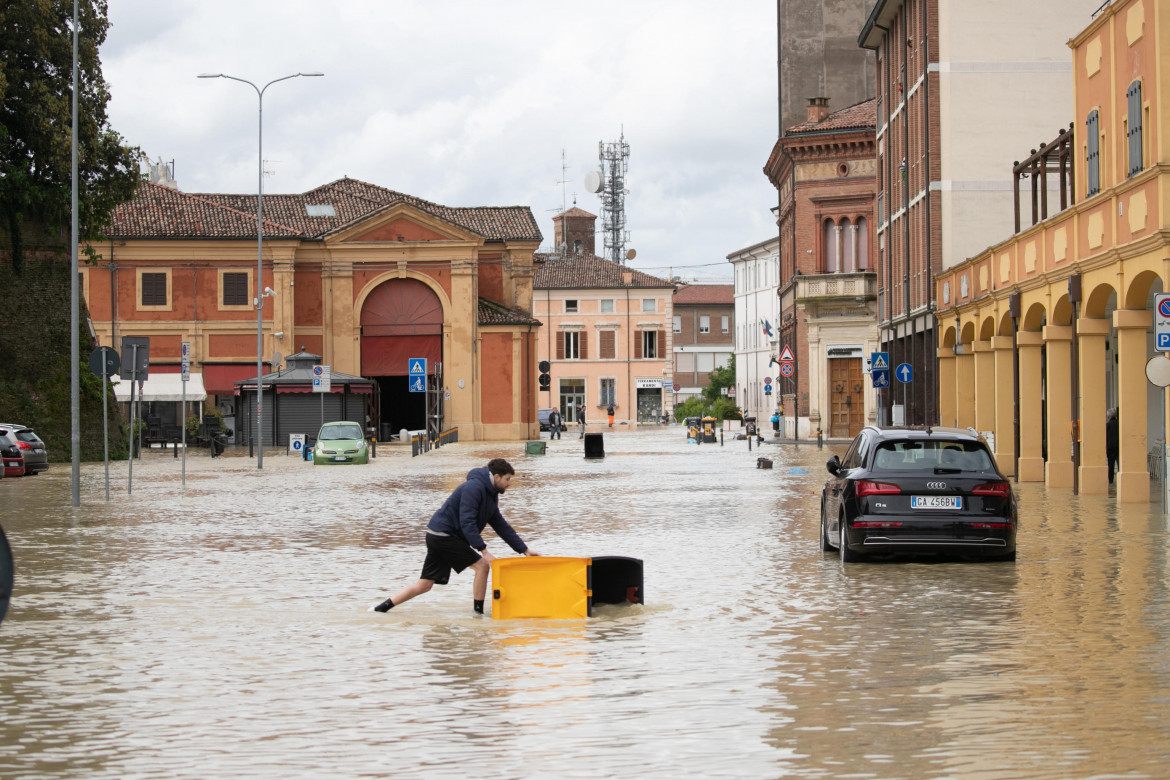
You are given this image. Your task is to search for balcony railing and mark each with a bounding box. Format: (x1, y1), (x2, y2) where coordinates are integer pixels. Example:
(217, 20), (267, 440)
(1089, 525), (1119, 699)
(793, 271), (877, 302)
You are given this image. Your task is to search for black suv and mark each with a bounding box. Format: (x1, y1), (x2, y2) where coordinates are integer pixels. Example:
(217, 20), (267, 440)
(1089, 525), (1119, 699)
(821, 426), (1016, 563)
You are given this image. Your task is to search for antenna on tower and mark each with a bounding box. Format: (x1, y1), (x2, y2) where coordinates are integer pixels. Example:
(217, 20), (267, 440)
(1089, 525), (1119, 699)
(591, 129), (631, 265)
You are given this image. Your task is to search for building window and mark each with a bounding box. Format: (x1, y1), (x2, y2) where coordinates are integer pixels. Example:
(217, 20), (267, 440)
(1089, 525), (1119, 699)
(222, 272), (249, 306)
(857, 218), (869, 270)
(1087, 109), (1100, 197)
(138, 270), (170, 310)
(563, 331), (580, 359)
(642, 299), (656, 313)
(823, 219), (839, 273)
(673, 315), (681, 333)
(600, 377), (615, 405)
(1127, 80), (1143, 178)
(573, 240), (582, 253)
(600, 299), (614, 313)
(599, 330), (616, 359)
(642, 330), (658, 359)
(565, 299), (578, 313)
(721, 315), (729, 334)
(699, 315), (710, 334)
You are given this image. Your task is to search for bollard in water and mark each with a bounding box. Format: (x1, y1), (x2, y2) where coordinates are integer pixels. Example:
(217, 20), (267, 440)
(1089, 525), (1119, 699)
(817, 428), (823, 448)
(720, 428), (724, 446)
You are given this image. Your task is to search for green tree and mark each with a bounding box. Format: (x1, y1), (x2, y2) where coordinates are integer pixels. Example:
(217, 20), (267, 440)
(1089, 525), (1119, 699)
(702, 354), (736, 405)
(0, 0), (140, 271)
(673, 397), (708, 422)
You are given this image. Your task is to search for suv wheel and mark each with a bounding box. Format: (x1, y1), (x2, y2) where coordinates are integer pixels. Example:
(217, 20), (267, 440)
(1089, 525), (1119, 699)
(839, 515), (862, 563)
(819, 503), (833, 552)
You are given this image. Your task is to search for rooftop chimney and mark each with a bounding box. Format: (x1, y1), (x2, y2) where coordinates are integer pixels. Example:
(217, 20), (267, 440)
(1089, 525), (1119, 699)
(806, 97), (830, 124)
(622, 270), (633, 286)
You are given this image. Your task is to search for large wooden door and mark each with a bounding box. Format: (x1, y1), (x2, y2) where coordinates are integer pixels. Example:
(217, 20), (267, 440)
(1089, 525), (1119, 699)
(829, 358), (865, 438)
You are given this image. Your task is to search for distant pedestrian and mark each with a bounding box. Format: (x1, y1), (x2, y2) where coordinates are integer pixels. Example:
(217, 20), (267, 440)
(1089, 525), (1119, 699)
(1106, 408), (1119, 484)
(771, 411), (780, 436)
(607, 403), (615, 427)
(577, 403), (586, 438)
(548, 408), (562, 440)
(371, 458), (540, 615)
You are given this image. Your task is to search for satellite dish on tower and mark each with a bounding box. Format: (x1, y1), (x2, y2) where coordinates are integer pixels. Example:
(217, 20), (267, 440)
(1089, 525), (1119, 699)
(584, 170), (603, 194)
(626, 248), (637, 261)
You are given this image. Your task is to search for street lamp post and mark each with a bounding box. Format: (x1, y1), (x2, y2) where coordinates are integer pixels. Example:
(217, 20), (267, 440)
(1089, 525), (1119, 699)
(198, 71), (323, 468)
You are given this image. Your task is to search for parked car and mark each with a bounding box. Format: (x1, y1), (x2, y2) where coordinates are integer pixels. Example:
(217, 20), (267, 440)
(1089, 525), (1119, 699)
(0, 424), (47, 475)
(537, 408), (567, 432)
(312, 421), (369, 465)
(0, 433), (24, 478)
(821, 426), (1016, 563)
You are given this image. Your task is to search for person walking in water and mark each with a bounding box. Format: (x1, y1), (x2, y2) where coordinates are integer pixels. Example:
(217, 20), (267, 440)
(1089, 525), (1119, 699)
(1106, 408), (1119, 484)
(607, 403), (615, 427)
(372, 458), (540, 614)
(548, 408), (562, 440)
(577, 403), (586, 438)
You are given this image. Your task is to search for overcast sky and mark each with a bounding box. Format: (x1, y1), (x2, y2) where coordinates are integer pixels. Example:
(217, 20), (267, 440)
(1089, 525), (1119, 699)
(99, 1), (782, 282)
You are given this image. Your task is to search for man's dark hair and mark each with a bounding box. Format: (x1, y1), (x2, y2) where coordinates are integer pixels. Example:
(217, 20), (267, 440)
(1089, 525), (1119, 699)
(487, 458), (515, 476)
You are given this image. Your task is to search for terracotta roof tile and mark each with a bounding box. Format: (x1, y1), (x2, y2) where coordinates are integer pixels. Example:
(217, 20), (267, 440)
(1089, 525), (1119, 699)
(533, 252), (674, 290)
(478, 298), (540, 326)
(110, 178), (542, 242)
(784, 98), (877, 136)
(672, 283), (734, 305)
(554, 206), (597, 219)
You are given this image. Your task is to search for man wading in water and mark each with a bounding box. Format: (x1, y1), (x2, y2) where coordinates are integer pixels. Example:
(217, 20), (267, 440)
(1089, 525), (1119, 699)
(372, 458), (540, 614)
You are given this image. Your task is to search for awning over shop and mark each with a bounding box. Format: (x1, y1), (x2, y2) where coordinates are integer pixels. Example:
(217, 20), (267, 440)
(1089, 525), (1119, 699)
(113, 373), (207, 402)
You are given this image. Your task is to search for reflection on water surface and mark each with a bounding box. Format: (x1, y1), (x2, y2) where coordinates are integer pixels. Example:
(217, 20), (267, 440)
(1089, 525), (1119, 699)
(0, 428), (1168, 778)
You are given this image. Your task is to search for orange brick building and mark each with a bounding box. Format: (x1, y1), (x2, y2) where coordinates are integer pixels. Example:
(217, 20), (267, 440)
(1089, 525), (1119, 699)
(81, 177), (544, 443)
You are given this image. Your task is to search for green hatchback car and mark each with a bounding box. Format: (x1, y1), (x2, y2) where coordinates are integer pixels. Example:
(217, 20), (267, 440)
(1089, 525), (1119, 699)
(312, 421), (369, 465)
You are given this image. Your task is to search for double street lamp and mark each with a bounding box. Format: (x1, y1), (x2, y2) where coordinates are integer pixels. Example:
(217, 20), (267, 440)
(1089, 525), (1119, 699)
(198, 71), (323, 468)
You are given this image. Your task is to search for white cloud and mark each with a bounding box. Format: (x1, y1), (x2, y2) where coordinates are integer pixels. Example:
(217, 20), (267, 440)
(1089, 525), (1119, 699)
(102, 0), (784, 280)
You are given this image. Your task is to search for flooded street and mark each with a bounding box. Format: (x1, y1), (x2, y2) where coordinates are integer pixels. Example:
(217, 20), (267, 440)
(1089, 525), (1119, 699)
(1, 426), (1169, 779)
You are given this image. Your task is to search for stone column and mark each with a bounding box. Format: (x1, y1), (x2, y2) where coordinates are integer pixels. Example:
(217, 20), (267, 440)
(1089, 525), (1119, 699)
(1114, 308), (1151, 502)
(937, 347), (956, 428)
(992, 335), (1015, 476)
(1043, 324), (1073, 488)
(1017, 331), (1045, 481)
(834, 225), (843, 272)
(1077, 317), (1110, 494)
(850, 224), (859, 272)
(955, 342), (975, 429)
(973, 339), (995, 436)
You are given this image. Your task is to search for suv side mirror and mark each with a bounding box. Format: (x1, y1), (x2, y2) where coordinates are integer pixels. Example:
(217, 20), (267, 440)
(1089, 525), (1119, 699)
(826, 455), (841, 475)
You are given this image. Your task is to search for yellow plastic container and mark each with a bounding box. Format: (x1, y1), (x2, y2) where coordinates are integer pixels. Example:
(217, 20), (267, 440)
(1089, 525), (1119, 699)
(491, 556), (592, 619)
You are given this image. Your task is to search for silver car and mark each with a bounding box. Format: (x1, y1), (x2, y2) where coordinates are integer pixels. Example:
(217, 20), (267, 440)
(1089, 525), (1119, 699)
(0, 424), (48, 475)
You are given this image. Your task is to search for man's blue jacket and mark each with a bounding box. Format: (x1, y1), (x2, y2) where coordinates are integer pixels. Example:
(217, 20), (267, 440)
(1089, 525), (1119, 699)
(426, 467), (527, 553)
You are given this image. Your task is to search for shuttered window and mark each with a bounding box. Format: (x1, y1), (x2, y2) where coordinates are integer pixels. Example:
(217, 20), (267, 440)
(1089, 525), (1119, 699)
(223, 272), (249, 306)
(1086, 109), (1100, 197)
(600, 330), (616, 359)
(141, 273), (167, 306)
(1127, 81), (1143, 178)
(641, 331), (658, 359)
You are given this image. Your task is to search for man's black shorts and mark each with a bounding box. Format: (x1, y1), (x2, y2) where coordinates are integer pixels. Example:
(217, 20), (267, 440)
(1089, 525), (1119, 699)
(421, 533), (481, 585)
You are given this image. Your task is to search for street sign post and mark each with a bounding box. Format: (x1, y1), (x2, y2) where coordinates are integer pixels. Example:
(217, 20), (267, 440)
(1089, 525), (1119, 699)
(896, 363), (913, 383)
(408, 358), (427, 393)
(870, 351), (889, 372)
(872, 370), (890, 388)
(1156, 293), (1170, 351)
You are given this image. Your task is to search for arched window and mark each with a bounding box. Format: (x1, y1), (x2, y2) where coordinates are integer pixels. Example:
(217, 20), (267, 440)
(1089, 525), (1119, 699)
(840, 218), (854, 272)
(857, 218), (869, 270)
(823, 219), (838, 273)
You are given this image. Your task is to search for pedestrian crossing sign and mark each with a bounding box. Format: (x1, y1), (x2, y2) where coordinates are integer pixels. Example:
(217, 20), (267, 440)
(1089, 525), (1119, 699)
(408, 358), (427, 376)
(871, 352), (889, 371)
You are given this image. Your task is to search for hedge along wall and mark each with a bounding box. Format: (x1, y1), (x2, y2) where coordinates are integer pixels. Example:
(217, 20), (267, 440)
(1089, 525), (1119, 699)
(0, 232), (130, 462)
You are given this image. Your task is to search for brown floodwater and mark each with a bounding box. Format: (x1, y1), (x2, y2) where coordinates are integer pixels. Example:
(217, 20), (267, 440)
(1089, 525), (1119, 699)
(0, 426), (1167, 778)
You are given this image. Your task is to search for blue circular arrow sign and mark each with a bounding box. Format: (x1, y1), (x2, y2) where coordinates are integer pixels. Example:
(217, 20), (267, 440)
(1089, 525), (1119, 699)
(896, 363), (913, 383)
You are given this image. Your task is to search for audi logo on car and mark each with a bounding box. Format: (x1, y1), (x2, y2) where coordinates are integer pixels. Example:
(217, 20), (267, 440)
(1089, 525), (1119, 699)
(926, 481), (947, 490)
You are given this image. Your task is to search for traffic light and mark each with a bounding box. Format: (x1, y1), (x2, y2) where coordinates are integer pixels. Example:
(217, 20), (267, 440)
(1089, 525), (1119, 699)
(538, 360), (551, 389)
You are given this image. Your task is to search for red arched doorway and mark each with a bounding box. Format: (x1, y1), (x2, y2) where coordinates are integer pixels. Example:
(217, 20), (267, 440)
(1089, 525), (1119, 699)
(361, 278), (443, 437)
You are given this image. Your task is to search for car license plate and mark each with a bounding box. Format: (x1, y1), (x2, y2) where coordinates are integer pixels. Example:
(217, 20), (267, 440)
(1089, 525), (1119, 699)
(333, 455), (347, 462)
(911, 495), (961, 509)
(33, 449), (44, 454)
